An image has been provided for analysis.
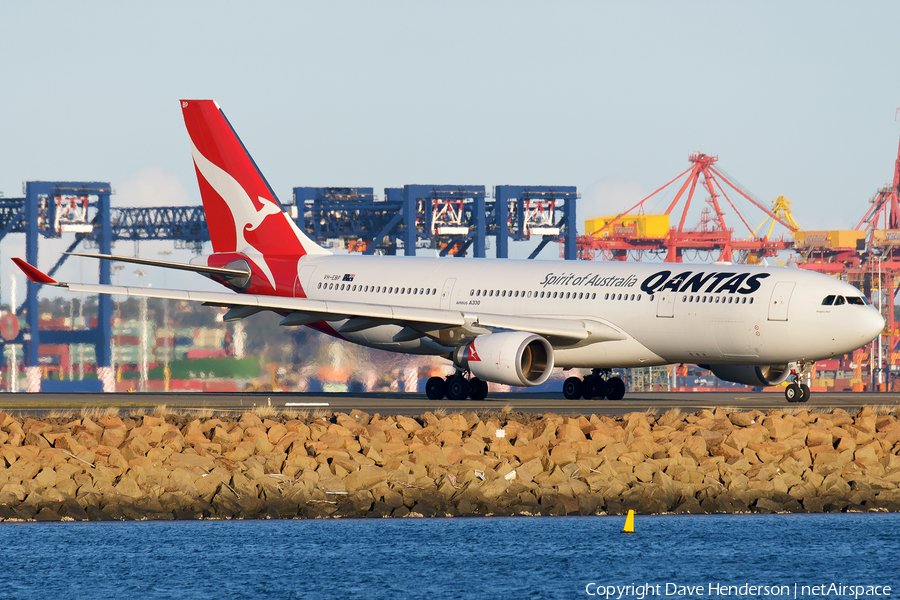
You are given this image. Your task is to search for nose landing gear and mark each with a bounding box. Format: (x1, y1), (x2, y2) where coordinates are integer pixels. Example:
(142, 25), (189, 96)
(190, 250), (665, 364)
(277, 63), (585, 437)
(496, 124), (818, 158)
(785, 362), (812, 403)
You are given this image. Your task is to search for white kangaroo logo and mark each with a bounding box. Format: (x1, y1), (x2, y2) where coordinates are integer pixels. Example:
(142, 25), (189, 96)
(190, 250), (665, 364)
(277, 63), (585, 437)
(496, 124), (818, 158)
(190, 139), (282, 288)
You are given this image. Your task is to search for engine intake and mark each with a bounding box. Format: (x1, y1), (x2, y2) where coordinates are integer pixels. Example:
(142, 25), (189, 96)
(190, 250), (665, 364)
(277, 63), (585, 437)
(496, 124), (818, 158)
(705, 364), (791, 387)
(454, 332), (554, 387)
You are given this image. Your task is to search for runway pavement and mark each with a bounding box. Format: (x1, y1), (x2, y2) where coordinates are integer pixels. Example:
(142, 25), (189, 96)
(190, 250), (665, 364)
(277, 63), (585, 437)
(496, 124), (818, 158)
(0, 390), (898, 417)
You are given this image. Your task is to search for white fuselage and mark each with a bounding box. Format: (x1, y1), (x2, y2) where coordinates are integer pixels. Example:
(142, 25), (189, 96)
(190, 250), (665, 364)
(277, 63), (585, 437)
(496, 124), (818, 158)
(292, 255), (884, 369)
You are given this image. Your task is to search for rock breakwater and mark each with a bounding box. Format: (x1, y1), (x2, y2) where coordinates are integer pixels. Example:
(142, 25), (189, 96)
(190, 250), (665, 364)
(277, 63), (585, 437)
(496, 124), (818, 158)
(0, 406), (899, 521)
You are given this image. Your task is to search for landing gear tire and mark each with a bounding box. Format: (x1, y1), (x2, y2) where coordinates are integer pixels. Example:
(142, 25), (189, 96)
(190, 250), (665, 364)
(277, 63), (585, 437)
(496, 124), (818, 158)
(785, 383), (801, 403)
(799, 383), (810, 403)
(446, 375), (469, 401)
(469, 377), (489, 400)
(425, 377), (446, 400)
(606, 377), (626, 401)
(563, 377), (584, 400)
(585, 377), (608, 400)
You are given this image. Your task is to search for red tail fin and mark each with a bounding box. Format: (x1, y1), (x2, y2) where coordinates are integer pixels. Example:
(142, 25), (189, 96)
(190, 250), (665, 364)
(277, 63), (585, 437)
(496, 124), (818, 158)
(180, 100), (329, 257)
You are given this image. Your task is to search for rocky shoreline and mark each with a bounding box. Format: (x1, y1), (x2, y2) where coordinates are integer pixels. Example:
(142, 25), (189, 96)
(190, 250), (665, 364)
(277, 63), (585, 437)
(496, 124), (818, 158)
(0, 406), (898, 521)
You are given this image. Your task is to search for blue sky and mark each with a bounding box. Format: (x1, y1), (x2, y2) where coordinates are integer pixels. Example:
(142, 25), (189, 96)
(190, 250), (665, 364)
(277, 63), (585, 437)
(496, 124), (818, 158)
(2, 1), (900, 296)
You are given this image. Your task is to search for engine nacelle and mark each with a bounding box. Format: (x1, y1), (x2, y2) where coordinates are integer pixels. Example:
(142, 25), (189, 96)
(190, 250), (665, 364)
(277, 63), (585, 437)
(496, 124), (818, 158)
(454, 332), (554, 387)
(705, 364), (791, 387)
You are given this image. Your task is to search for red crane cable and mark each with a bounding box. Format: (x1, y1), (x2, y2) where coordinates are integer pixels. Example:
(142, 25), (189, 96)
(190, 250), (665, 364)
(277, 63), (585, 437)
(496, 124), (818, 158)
(709, 173), (758, 240)
(708, 166), (797, 232)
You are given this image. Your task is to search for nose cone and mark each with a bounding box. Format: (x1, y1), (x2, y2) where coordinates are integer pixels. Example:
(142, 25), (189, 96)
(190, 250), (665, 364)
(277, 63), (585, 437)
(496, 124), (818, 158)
(858, 308), (885, 344)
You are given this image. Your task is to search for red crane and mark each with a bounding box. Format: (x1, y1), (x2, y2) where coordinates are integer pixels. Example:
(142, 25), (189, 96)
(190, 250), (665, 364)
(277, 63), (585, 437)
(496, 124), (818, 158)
(578, 152), (798, 263)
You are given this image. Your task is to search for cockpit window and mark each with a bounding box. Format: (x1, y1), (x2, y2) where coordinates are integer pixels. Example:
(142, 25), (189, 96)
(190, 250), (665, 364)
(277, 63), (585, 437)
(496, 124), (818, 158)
(833, 296), (846, 306)
(822, 295), (835, 306)
(846, 296), (866, 306)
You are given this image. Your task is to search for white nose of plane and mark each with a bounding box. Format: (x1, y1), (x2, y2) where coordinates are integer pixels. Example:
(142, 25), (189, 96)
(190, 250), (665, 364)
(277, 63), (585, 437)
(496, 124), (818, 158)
(858, 308), (886, 344)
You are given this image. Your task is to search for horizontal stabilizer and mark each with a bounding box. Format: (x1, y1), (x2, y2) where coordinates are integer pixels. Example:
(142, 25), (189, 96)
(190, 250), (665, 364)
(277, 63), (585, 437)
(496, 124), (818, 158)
(65, 252), (250, 278)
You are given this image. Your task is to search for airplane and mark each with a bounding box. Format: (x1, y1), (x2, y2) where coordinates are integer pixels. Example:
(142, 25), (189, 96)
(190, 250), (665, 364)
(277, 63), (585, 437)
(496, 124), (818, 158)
(14, 99), (885, 403)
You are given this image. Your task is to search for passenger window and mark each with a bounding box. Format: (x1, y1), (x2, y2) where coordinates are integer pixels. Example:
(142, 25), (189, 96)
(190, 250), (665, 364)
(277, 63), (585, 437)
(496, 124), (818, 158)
(822, 295), (835, 306)
(834, 296), (845, 305)
(591, 293), (597, 299)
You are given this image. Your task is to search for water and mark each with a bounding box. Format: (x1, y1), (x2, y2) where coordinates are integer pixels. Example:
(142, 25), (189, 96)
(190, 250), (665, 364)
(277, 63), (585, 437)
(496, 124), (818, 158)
(0, 513), (897, 599)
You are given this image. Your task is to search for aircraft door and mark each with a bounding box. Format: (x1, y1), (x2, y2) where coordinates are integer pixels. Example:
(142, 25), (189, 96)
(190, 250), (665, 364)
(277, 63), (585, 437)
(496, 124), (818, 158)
(441, 278), (456, 310)
(294, 265), (318, 298)
(768, 282), (795, 321)
(656, 291), (676, 318)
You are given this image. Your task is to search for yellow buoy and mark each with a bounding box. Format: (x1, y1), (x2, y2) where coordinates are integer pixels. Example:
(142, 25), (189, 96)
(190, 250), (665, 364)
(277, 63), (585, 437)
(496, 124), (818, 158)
(622, 509), (635, 534)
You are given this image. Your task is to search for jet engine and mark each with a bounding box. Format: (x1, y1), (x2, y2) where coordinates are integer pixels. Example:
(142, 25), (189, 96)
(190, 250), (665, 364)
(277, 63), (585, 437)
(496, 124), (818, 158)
(453, 332), (554, 387)
(705, 364), (791, 387)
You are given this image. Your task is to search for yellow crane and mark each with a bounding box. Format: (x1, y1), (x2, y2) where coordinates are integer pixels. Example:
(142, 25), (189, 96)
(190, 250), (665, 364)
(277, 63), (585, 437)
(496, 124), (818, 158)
(750, 195), (801, 240)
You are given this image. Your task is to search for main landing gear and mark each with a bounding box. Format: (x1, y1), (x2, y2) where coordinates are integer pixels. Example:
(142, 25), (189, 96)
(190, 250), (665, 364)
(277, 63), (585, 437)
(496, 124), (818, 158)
(563, 369), (626, 400)
(426, 373), (489, 401)
(784, 363), (811, 403)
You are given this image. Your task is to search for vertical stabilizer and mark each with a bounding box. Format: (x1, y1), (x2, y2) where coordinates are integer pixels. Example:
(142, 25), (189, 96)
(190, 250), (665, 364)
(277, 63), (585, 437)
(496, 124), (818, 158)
(180, 99), (330, 257)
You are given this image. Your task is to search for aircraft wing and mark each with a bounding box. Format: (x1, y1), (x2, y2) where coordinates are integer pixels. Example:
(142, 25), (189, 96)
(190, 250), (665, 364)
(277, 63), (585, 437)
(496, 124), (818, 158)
(13, 258), (626, 345)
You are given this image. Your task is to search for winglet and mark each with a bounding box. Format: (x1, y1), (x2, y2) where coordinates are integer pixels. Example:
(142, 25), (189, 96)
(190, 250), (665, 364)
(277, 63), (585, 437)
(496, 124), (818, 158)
(12, 258), (62, 286)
